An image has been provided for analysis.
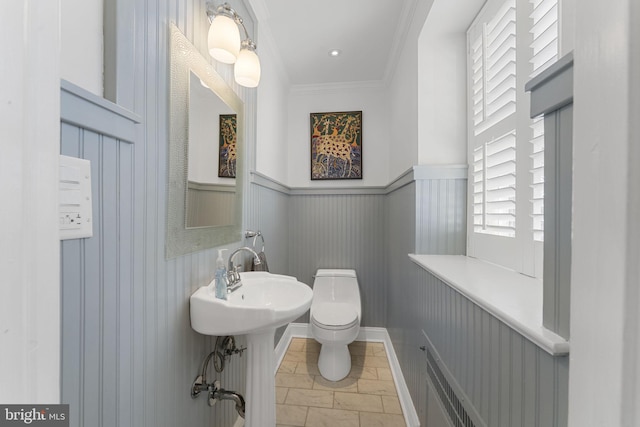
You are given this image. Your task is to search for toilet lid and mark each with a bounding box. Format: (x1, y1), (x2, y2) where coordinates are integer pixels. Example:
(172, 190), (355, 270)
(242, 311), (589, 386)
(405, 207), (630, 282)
(313, 302), (358, 327)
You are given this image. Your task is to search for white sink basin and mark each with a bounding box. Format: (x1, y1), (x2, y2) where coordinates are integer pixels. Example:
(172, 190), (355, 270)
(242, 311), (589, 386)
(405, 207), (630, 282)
(190, 271), (312, 336)
(190, 271), (312, 426)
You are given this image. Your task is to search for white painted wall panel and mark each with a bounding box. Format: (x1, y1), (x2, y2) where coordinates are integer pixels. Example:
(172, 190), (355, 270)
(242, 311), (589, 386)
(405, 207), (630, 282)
(417, 33), (468, 165)
(570, 1), (640, 425)
(387, 0), (434, 180)
(287, 85), (391, 187)
(0, 0), (61, 404)
(255, 35), (290, 183)
(416, 0), (484, 166)
(61, 0), (103, 96)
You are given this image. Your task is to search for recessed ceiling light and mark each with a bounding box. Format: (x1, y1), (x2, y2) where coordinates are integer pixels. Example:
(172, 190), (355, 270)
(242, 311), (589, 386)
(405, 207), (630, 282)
(328, 49), (342, 57)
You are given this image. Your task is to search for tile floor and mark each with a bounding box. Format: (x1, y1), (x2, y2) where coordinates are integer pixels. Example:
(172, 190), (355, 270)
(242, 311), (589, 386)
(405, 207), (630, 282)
(275, 338), (407, 427)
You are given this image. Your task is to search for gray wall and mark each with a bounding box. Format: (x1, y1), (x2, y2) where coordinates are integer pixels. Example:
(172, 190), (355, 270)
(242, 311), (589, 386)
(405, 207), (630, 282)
(59, 0), (568, 423)
(245, 181), (290, 276)
(60, 0), (255, 424)
(245, 179), (389, 338)
(60, 84), (248, 427)
(60, 89), (567, 427)
(415, 178), (467, 255)
(287, 193), (388, 327)
(386, 176), (569, 427)
(250, 173), (460, 330)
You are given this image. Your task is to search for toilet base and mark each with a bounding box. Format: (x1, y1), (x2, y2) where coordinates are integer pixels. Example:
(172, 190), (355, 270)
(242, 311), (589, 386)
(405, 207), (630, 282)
(317, 343), (351, 381)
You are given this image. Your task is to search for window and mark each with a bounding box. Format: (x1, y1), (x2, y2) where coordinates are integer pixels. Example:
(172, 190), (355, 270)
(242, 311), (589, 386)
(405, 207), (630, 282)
(530, 0), (559, 243)
(467, 0), (558, 277)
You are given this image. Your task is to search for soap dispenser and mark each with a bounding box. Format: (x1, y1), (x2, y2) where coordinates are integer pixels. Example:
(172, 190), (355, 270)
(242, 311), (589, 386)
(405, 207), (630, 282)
(214, 249), (228, 300)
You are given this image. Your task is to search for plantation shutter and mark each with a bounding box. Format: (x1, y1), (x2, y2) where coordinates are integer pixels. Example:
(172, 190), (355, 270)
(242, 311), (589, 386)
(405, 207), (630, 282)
(530, 116), (545, 241)
(467, 0), (559, 275)
(469, 0), (517, 238)
(529, 0), (559, 241)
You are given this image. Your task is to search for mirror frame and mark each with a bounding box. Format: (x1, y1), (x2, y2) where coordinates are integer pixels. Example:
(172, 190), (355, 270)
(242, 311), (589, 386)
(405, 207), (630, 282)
(167, 24), (244, 259)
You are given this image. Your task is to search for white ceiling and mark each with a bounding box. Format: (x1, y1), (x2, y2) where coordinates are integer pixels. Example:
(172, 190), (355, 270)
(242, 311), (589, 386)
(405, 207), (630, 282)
(252, 0), (416, 87)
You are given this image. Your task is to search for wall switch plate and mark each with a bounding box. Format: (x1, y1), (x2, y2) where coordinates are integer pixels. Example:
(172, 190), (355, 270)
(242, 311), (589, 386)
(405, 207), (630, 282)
(59, 155), (93, 240)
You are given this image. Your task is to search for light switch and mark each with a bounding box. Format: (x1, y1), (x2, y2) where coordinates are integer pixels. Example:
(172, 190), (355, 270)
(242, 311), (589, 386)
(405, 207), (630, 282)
(59, 155), (93, 240)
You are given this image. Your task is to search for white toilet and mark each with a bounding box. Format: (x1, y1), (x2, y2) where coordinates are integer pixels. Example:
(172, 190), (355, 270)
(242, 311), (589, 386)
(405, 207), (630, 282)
(310, 269), (361, 381)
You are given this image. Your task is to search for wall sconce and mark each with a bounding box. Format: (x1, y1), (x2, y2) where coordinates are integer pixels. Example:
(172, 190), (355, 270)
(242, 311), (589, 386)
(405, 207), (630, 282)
(206, 2), (261, 88)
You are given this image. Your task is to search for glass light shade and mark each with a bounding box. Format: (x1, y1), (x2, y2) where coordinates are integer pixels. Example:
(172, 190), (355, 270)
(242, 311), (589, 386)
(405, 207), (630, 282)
(208, 14), (240, 64)
(234, 48), (261, 88)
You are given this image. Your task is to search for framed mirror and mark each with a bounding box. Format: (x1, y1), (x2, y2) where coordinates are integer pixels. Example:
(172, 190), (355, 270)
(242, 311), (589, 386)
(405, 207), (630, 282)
(167, 24), (244, 258)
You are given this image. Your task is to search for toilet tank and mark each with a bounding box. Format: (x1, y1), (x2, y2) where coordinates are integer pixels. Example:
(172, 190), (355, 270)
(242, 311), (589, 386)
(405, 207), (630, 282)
(312, 269), (361, 318)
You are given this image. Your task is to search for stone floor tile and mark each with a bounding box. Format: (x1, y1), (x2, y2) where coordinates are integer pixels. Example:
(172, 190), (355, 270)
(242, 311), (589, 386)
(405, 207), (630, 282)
(357, 379), (398, 396)
(359, 411), (407, 426)
(381, 395), (403, 414)
(348, 365), (379, 380)
(284, 388), (334, 408)
(276, 404), (308, 426)
(351, 354), (390, 368)
(302, 338), (321, 352)
(284, 351), (319, 364)
(366, 342), (386, 353)
(347, 341), (368, 356)
(277, 338), (405, 427)
(312, 375), (358, 393)
(279, 360), (298, 374)
(305, 407), (359, 427)
(377, 367), (393, 381)
(295, 363), (321, 376)
(276, 373), (314, 389)
(288, 338), (307, 352)
(276, 387), (289, 404)
(333, 391), (383, 412)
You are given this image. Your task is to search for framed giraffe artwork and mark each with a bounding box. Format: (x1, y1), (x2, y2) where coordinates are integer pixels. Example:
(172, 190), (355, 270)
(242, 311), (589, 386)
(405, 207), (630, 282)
(310, 111), (363, 180)
(218, 113), (237, 178)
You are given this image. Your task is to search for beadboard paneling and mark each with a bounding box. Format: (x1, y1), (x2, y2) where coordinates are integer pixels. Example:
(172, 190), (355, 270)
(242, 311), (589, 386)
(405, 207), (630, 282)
(417, 268), (569, 427)
(245, 183), (291, 344)
(287, 193), (388, 327)
(245, 183), (290, 276)
(60, 0), (255, 424)
(60, 122), (141, 427)
(62, 3), (569, 423)
(386, 182), (421, 420)
(415, 178), (467, 255)
(60, 119), (237, 427)
(386, 177), (569, 427)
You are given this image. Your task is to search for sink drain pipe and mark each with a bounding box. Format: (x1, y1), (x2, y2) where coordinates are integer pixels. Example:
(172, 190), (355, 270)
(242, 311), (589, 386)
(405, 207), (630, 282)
(191, 336), (246, 418)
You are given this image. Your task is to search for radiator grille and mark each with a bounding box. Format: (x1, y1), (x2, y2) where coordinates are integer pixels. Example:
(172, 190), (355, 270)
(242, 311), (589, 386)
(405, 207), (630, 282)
(425, 348), (476, 427)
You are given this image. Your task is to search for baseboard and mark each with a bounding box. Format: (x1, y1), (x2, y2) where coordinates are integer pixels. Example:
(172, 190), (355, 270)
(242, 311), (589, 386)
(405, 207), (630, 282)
(276, 323), (420, 427)
(274, 323), (310, 373)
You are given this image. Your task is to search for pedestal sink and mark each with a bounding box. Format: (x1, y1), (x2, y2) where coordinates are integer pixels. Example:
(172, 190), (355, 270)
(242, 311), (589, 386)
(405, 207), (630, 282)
(190, 272), (312, 426)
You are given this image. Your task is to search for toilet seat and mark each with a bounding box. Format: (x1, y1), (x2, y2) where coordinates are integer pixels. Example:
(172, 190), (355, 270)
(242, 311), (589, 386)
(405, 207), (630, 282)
(312, 302), (358, 330)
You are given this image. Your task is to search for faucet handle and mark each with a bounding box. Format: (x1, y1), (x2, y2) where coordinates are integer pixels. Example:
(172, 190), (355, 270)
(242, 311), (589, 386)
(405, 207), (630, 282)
(226, 269), (237, 283)
(226, 268), (243, 292)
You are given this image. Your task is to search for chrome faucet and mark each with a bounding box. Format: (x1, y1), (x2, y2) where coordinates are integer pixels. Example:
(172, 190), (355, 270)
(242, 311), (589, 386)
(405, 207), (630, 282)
(226, 247), (261, 292)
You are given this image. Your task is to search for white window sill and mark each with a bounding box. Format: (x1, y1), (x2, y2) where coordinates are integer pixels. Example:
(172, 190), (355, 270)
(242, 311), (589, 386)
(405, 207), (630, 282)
(409, 254), (569, 356)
